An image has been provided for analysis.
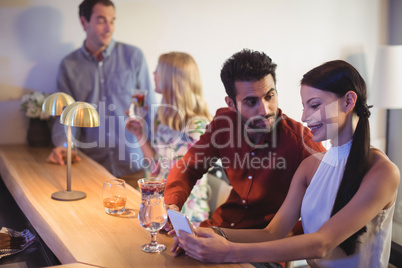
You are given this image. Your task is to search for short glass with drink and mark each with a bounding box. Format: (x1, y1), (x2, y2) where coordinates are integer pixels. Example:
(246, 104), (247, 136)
(103, 179), (127, 215)
(138, 177), (167, 253)
(129, 89), (148, 119)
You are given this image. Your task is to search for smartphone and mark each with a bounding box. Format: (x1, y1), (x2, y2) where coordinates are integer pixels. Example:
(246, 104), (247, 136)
(167, 209), (194, 237)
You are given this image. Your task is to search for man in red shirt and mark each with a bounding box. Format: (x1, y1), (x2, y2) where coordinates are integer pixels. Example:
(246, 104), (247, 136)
(165, 49), (325, 230)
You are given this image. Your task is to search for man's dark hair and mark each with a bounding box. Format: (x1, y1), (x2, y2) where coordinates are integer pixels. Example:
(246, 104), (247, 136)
(79, 0), (115, 22)
(220, 49), (277, 101)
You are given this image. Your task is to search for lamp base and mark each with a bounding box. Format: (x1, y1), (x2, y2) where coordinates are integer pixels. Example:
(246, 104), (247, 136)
(51, 190), (86, 201)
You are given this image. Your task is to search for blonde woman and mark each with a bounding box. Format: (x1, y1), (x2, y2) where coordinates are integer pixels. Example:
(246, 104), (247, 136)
(126, 52), (212, 224)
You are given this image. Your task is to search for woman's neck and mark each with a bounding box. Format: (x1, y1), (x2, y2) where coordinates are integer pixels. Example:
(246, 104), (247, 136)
(330, 113), (358, 147)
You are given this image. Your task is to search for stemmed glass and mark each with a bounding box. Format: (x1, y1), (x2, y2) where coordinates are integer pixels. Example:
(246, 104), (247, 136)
(129, 89), (148, 119)
(138, 177), (168, 253)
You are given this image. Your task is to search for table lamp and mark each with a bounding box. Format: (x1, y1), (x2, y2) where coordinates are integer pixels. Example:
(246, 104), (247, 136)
(42, 92), (75, 116)
(50, 101), (100, 201)
(371, 45), (402, 154)
(42, 93), (100, 201)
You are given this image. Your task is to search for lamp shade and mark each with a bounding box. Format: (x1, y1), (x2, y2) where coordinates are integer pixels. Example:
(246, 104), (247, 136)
(372, 45), (402, 109)
(42, 92), (75, 116)
(60, 101), (100, 127)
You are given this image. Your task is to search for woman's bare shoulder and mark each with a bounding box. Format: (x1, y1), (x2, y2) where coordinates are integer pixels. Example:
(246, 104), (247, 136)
(367, 147), (400, 184)
(302, 151), (326, 166)
(297, 152), (326, 185)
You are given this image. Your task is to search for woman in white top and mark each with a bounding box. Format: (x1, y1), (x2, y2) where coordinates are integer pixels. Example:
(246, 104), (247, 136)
(171, 60), (400, 267)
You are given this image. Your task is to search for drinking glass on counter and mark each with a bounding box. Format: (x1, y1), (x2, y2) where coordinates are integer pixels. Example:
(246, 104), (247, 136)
(129, 89), (148, 119)
(138, 177), (167, 253)
(103, 179), (127, 215)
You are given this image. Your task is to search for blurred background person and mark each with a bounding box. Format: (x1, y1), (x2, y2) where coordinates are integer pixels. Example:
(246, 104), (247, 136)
(126, 51), (212, 224)
(47, 0), (156, 185)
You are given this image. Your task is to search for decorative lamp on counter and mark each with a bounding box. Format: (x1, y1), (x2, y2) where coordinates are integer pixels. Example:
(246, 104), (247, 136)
(55, 101), (100, 201)
(42, 93), (100, 201)
(371, 45), (402, 154)
(42, 92), (75, 116)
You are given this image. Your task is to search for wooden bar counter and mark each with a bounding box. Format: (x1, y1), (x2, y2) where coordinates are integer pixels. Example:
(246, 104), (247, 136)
(0, 145), (251, 268)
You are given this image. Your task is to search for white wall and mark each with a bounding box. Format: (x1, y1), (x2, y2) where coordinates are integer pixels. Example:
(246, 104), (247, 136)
(0, 0), (386, 145)
(387, 0), (402, 246)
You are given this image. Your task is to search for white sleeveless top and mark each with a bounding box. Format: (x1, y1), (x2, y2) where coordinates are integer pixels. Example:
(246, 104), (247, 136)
(301, 140), (395, 268)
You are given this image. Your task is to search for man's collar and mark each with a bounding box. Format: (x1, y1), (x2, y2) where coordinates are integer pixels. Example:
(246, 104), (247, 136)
(80, 39), (115, 61)
(103, 39), (115, 58)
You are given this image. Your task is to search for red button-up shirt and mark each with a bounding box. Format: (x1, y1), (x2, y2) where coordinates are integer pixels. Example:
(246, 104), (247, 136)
(165, 108), (325, 229)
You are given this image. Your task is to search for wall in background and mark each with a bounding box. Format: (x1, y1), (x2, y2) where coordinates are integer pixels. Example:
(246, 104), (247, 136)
(0, 0), (386, 146)
(388, 0), (402, 245)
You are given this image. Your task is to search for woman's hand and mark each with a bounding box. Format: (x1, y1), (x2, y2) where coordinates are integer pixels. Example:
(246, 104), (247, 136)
(172, 227), (233, 263)
(125, 109), (148, 141)
(170, 234), (186, 256)
(126, 117), (144, 136)
(163, 204), (180, 232)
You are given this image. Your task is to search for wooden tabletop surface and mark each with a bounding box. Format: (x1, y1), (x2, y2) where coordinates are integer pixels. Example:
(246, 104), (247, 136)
(0, 145), (251, 268)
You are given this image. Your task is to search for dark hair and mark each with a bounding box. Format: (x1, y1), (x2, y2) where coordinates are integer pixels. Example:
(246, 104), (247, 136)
(220, 49), (277, 102)
(301, 60), (372, 255)
(79, 0), (115, 22)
